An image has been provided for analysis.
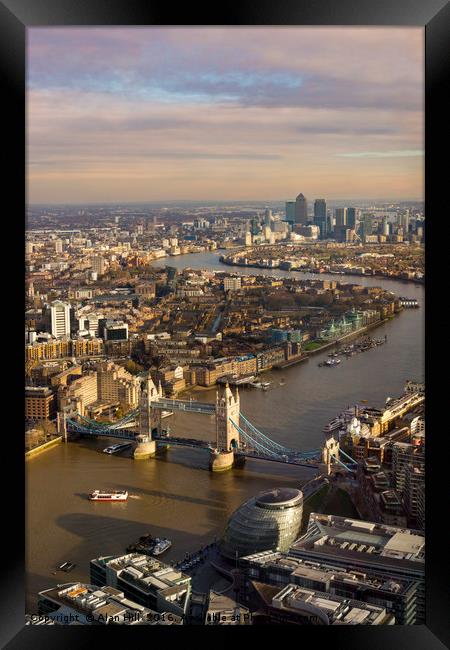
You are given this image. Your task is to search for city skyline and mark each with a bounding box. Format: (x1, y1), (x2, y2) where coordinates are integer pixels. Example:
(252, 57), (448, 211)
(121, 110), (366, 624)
(28, 27), (424, 204)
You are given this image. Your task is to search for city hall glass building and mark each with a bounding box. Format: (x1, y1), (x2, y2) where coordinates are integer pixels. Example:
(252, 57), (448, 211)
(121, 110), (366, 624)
(220, 488), (303, 559)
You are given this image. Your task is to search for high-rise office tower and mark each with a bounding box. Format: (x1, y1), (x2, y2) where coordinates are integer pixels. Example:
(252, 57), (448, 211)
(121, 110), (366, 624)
(295, 193), (308, 224)
(327, 211), (333, 235)
(264, 208), (273, 226)
(55, 239), (63, 254)
(251, 216), (260, 236)
(382, 216), (390, 236)
(46, 300), (71, 338)
(361, 213), (373, 240)
(313, 199), (327, 238)
(346, 207), (356, 229)
(335, 208), (347, 227)
(402, 210), (410, 234)
(285, 201), (296, 221)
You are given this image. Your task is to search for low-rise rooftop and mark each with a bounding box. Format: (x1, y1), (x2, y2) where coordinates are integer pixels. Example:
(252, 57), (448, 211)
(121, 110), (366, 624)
(92, 553), (191, 596)
(290, 514), (425, 566)
(38, 582), (182, 625)
(272, 584), (391, 625)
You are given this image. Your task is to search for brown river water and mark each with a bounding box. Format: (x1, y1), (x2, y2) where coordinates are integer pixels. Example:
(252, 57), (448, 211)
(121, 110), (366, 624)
(26, 251), (424, 611)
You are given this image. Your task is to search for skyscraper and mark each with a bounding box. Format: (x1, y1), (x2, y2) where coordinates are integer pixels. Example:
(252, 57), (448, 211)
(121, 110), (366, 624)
(295, 193), (307, 224)
(251, 216), (260, 236)
(335, 208), (347, 227)
(361, 213), (373, 240)
(327, 211), (333, 235)
(313, 199), (327, 238)
(285, 201), (296, 221)
(400, 209), (410, 234)
(346, 207), (356, 229)
(264, 208), (273, 226)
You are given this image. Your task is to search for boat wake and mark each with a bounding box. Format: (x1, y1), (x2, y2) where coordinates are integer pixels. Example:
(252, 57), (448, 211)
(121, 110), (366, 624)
(128, 494), (142, 500)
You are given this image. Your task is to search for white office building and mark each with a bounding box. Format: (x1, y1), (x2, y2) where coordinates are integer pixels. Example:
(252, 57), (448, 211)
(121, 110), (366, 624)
(47, 301), (71, 338)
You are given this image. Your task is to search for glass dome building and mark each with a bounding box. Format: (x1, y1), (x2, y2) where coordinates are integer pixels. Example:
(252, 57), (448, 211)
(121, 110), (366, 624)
(220, 487), (303, 560)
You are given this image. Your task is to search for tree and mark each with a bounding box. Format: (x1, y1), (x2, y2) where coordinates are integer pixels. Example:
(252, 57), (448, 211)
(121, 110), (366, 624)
(125, 359), (144, 375)
(25, 428), (40, 451)
(294, 293), (313, 307)
(34, 419), (56, 440)
(313, 293), (334, 307)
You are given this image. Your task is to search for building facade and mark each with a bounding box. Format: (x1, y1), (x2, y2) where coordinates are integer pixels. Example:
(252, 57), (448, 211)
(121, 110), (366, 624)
(220, 488), (303, 559)
(294, 193), (308, 224)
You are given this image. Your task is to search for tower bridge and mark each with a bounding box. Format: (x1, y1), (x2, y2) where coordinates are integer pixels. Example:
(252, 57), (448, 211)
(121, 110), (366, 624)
(58, 376), (355, 474)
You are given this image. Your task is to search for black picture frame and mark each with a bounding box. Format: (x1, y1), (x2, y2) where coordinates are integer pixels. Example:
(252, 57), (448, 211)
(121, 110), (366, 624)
(2, 0), (448, 647)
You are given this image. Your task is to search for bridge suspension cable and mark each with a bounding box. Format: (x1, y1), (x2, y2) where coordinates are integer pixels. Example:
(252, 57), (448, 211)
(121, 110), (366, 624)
(229, 418), (286, 459)
(330, 455), (356, 472)
(238, 413), (321, 459)
(339, 448), (358, 464)
(239, 413), (291, 452)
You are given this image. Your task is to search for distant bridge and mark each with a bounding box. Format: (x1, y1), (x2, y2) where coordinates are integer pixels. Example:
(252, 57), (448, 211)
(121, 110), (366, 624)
(61, 378), (357, 473)
(65, 411), (356, 472)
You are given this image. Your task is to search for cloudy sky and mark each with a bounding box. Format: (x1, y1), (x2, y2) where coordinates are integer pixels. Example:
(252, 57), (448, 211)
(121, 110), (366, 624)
(27, 27), (424, 204)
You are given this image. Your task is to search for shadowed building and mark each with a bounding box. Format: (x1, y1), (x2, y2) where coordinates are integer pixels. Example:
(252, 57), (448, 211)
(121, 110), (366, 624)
(313, 199), (327, 238)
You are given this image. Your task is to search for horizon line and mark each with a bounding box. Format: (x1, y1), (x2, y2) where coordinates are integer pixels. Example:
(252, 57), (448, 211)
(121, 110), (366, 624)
(28, 197), (424, 207)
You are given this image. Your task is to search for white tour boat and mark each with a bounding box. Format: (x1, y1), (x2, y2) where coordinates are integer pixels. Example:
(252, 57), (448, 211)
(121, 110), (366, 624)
(103, 443), (132, 454)
(89, 490), (128, 502)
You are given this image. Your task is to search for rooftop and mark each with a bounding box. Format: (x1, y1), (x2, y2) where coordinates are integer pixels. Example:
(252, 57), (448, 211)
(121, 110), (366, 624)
(291, 514), (425, 565)
(25, 386), (53, 396)
(256, 487), (302, 507)
(38, 583), (182, 625)
(93, 554), (191, 596)
(240, 550), (414, 595)
(272, 584), (389, 625)
(205, 591), (250, 625)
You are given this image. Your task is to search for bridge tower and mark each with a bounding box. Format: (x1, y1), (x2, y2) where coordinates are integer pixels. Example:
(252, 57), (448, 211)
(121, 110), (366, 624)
(138, 376), (163, 437)
(56, 411), (67, 442)
(210, 383), (241, 472)
(216, 383), (240, 451)
(319, 436), (340, 476)
(134, 376), (162, 459)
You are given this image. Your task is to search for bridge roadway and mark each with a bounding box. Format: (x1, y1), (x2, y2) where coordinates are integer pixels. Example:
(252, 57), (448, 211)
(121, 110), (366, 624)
(66, 420), (321, 467)
(154, 435), (320, 467)
(151, 398), (216, 415)
(237, 451), (319, 468)
(153, 434), (213, 451)
(67, 421), (136, 440)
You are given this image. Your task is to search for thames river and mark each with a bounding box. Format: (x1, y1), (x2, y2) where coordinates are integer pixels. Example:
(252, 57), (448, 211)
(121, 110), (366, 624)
(26, 251), (424, 611)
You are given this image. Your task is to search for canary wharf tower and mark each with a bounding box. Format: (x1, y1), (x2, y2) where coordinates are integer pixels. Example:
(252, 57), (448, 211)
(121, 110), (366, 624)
(295, 193), (308, 224)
